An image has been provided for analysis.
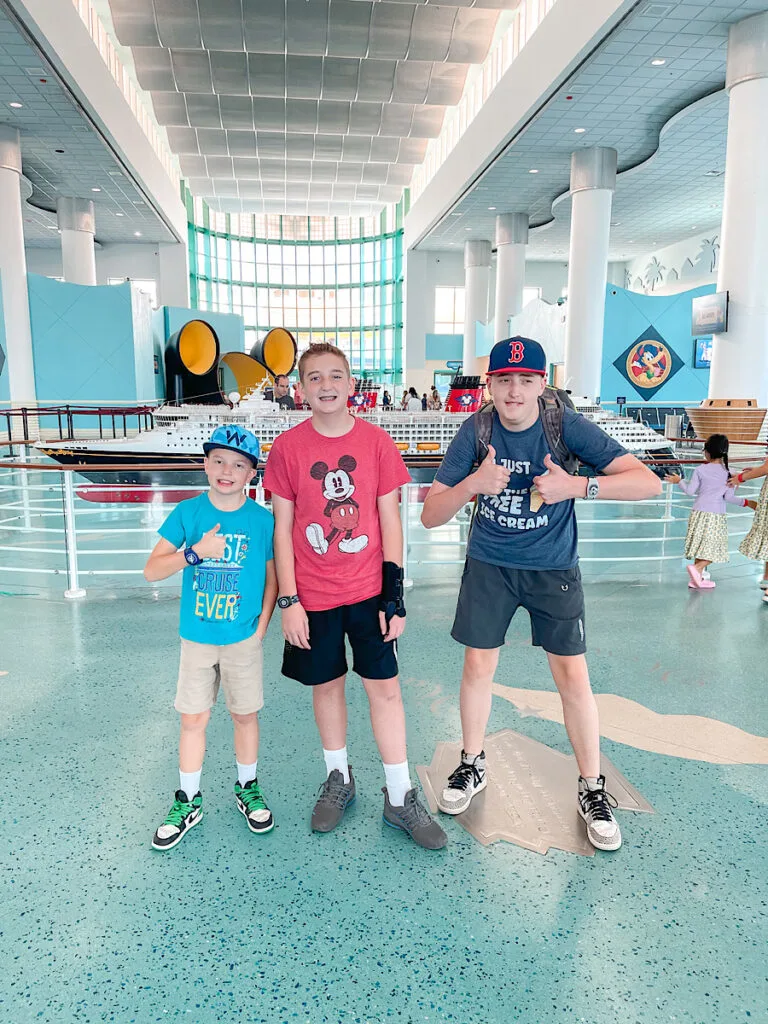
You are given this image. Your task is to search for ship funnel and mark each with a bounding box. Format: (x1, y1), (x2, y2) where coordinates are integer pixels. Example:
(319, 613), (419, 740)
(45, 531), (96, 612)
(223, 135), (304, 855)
(250, 327), (297, 378)
(165, 319), (221, 404)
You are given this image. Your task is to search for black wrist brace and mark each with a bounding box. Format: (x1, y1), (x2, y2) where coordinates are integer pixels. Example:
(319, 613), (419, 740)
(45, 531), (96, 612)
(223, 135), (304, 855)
(379, 561), (406, 623)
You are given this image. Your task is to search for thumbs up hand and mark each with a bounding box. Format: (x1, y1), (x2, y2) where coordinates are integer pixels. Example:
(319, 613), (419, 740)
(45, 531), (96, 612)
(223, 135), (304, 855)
(473, 444), (512, 496)
(532, 454), (574, 505)
(193, 523), (226, 561)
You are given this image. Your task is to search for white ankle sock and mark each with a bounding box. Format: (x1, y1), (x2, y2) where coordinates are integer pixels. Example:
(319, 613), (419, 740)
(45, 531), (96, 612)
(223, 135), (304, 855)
(383, 760), (411, 807)
(179, 768), (202, 799)
(323, 747), (349, 783)
(237, 761), (257, 787)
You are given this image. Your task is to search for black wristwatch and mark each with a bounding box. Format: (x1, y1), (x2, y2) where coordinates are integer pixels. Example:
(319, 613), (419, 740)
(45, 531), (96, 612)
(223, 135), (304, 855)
(184, 546), (202, 566)
(278, 594), (300, 610)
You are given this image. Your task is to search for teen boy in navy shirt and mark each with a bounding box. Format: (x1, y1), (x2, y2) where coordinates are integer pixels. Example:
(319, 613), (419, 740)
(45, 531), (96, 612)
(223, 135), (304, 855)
(422, 337), (661, 851)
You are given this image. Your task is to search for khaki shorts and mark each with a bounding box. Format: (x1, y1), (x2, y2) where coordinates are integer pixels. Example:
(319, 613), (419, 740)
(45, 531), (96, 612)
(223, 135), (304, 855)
(175, 633), (264, 716)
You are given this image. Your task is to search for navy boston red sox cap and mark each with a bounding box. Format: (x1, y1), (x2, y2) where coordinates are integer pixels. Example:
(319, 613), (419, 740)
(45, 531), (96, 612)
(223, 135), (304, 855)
(487, 336), (547, 376)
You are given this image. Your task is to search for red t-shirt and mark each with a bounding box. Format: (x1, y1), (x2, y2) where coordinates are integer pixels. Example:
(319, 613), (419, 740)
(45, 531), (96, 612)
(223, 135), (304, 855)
(264, 416), (411, 611)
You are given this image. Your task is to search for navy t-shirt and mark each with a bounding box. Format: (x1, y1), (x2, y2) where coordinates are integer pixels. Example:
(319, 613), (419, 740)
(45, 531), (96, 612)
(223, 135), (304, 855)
(435, 408), (626, 570)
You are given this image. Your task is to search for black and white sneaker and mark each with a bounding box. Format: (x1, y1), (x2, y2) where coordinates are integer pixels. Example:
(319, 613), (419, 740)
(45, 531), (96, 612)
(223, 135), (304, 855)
(436, 751), (487, 815)
(578, 775), (621, 851)
(151, 790), (203, 851)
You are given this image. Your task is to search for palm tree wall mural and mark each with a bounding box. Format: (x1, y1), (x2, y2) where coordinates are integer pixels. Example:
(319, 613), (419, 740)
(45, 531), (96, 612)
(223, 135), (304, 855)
(627, 235), (720, 294)
(644, 257), (665, 291)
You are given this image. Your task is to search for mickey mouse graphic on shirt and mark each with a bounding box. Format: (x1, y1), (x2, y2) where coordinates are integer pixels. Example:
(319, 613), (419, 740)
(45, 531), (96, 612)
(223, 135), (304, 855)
(305, 455), (369, 555)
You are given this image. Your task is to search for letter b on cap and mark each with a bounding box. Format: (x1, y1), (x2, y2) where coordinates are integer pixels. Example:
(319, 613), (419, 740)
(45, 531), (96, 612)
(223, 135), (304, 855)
(509, 340), (525, 364)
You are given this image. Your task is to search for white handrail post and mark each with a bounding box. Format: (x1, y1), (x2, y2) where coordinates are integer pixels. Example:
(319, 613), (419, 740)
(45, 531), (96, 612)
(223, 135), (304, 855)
(62, 470), (86, 599)
(19, 444), (32, 531)
(400, 483), (413, 589)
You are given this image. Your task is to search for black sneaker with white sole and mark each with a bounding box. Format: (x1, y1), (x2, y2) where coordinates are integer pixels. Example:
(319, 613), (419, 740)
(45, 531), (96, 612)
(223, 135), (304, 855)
(436, 751), (487, 815)
(151, 790), (203, 851)
(577, 775), (622, 851)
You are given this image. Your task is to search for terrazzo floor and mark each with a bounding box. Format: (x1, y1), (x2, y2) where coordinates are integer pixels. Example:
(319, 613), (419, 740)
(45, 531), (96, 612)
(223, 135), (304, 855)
(1, 573), (767, 1023)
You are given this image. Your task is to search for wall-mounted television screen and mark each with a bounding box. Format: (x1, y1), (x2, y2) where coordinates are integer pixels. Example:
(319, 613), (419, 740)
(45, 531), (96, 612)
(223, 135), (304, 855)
(694, 336), (713, 369)
(692, 291), (728, 336)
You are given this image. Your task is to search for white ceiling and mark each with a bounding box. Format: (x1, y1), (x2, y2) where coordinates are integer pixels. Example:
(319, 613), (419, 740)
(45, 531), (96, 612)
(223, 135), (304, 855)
(108, 0), (522, 216)
(418, 0), (765, 259)
(0, 4), (175, 246)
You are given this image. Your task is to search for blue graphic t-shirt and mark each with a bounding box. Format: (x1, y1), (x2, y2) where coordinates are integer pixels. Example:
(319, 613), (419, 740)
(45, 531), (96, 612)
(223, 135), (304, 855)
(159, 493), (274, 645)
(435, 409), (626, 570)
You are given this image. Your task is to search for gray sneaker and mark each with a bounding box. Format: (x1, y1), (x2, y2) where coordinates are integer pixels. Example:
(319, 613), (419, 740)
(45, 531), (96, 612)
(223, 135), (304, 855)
(382, 787), (447, 850)
(311, 768), (356, 832)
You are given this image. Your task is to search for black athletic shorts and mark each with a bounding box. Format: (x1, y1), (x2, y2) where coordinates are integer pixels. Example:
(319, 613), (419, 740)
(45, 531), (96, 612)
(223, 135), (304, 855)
(451, 557), (586, 656)
(282, 596), (398, 687)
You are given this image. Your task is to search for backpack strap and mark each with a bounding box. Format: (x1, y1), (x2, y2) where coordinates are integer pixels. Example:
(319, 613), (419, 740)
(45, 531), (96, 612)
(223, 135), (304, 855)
(472, 401), (495, 466)
(538, 388), (579, 475)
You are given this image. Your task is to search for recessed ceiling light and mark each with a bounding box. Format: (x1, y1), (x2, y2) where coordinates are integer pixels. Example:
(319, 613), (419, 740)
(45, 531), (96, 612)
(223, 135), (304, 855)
(9, 101), (22, 109)
(574, 128), (586, 134)
(650, 58), (666, 66)
(465, 227), (472, 231)
(46, 225), (57, 230)
(116, 212), (125, 217)
(529, 168), (539, 174)
(91, 187), (101, 192)
(108, 170), (122, 177)
(691, 225), (698, 230)
(488, 206), (496, 210)
(134, 231), (142, 237)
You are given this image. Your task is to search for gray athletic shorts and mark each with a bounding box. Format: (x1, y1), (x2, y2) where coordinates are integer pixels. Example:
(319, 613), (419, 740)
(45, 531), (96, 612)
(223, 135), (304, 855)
(451, 557), (586, 656)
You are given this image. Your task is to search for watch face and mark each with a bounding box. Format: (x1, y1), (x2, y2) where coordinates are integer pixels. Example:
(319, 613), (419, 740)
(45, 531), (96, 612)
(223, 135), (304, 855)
(185, 549), (199, 565)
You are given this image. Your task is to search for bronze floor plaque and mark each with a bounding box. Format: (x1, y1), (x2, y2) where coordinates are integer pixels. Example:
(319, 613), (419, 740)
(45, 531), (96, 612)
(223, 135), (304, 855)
(417, 730), (654, 857)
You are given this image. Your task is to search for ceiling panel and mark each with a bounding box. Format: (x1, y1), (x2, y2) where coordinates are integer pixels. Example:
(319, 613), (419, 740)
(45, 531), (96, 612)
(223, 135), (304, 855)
(0, 8), (174, 245)
(419, 0), (762, 260)
(108, 0), (515, 214)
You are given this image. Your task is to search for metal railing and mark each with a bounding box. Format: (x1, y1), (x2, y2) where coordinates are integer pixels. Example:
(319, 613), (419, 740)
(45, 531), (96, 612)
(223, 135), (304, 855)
(0, 403), (158, 444)
(0, 453), (764, 598)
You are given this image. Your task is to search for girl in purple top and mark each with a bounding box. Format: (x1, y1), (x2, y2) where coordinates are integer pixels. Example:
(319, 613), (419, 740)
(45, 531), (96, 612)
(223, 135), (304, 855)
(666, 434), (756, 590)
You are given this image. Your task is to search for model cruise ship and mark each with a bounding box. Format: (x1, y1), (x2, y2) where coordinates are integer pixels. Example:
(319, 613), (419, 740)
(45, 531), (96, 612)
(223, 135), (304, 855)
(37, 390), (674, 487)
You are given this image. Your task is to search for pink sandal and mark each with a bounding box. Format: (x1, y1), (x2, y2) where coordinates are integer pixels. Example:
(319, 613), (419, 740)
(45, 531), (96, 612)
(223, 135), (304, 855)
(687, 566), (715, 590)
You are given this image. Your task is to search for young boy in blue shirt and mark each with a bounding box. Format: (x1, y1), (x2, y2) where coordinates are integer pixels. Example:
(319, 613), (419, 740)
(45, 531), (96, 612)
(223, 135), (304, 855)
(144, 425), (277, 850)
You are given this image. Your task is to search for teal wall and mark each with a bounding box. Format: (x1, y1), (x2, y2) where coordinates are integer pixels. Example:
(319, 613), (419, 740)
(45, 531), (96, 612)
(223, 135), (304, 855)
(601, 283), (714, 409)
(425, 333), (462, 361)
(27, 275), (137, 403)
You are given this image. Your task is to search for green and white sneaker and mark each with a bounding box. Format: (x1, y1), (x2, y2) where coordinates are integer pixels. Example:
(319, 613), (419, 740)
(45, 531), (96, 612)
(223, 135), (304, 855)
(234, 778), (274, 834)
(151, 790), (203, 851)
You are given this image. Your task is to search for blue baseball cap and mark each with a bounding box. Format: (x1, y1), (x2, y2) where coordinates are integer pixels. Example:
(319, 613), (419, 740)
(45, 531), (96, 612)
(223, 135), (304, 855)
(203, 425), (261, 467)
(487, 336), (547, 376)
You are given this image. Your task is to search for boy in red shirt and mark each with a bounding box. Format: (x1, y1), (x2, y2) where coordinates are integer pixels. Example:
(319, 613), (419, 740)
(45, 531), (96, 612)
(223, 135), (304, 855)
(264, 343), (446, 849)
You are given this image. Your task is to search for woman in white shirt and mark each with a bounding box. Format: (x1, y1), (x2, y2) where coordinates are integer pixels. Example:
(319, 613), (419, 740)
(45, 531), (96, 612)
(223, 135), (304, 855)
(406, 387), (422, 412)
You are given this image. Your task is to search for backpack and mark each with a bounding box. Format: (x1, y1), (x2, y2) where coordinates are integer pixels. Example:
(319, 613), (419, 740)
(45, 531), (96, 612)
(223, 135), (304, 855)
(472, 387), (580, 474)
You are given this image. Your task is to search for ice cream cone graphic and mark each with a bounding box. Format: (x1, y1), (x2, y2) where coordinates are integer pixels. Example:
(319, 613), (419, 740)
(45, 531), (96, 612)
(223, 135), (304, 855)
(529, 486), (544, 513)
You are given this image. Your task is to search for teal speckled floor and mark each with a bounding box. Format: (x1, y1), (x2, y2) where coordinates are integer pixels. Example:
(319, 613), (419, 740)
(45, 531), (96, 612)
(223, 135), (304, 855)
(1, 575), (767, 1023)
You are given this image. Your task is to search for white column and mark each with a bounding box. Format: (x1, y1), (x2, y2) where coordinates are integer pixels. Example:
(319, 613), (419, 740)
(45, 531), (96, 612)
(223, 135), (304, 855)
(708, 12), (768, 406)
(57, 197), (97, 286)
(158, 241), (190, 308)
(463, 239), (491, 376)
(563, 147), (617, 401)
(0, 125), (35, 404)
(494, 213), (528, 343)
